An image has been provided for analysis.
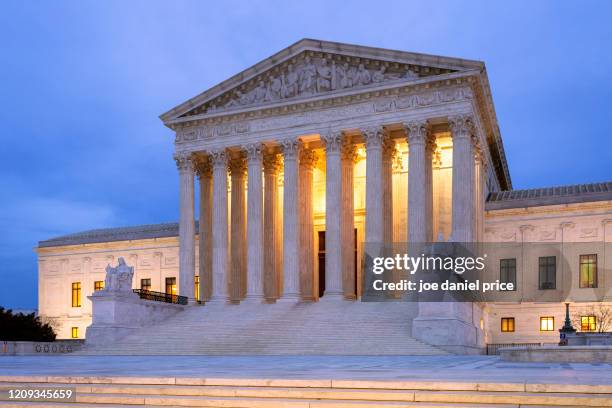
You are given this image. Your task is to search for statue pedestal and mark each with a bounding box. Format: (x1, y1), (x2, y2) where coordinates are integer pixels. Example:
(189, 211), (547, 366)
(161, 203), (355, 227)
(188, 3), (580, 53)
(85, 290), (184, 346)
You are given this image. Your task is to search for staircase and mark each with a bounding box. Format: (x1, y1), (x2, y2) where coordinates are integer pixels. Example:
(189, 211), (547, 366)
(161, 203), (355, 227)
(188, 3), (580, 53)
(2, 376), (612, 407)
(79, 300), (446, 355)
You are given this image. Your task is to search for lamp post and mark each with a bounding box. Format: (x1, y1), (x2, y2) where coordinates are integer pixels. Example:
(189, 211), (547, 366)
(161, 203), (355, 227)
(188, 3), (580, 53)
(559, 302), (576, 346)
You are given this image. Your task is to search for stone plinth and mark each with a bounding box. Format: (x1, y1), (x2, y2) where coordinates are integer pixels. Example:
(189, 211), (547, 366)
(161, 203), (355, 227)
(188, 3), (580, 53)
(500, 345), (612, 363)
(86, 291), (184, 346)
(411, 302), (485, 354)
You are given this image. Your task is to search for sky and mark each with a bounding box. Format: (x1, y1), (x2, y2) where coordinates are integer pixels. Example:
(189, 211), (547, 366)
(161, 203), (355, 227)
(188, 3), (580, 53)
(1, 1), (611, 309)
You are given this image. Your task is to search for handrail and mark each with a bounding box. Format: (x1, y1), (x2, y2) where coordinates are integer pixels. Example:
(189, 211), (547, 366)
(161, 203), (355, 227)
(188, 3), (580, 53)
(132, 289), (188, 305)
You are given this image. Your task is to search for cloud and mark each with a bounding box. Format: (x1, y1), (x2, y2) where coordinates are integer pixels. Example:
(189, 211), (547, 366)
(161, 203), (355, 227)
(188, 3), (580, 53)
(0, 195), (119, 255)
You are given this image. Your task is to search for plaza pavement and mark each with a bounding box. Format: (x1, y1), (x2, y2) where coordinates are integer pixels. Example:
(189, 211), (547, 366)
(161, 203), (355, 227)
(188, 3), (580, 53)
(1, 355), (611, 386)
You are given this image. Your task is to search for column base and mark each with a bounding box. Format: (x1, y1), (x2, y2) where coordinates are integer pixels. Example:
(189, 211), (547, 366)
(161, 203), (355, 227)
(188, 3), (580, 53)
(276, 294), (300, 303)
(319, 293), (344, 302)
(241, 296), (265, 304)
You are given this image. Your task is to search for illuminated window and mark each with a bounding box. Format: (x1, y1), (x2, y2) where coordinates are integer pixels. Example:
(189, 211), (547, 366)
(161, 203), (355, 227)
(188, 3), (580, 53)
(141, 278), (151, 292)
(165, 277), (176, 295)
(94, 281), (104, 291)
(501, 317), (515, 332)
(195, 275), (200, 301)
(579, 254), (597, 288)
(581, 315), (596, 332)
(538, 257), (556, 290)
(540, 316), (554, 331)
(71, 327), (79, 339)
(71, 282), (81, 307)
(500, 258), (516, 290)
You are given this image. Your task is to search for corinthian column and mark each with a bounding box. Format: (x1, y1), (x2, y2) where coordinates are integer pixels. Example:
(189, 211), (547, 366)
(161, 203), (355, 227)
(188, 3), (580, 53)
(245, 144), (264, 302)
(210, 149), (229, 302)
(406, 120), (435, 243)
(364, 126), (386, 244)
(322, 130), (344, 299)
(341, 139), (356, 299)
(449, 115), (476, 242)
(229, 152), (247, 302)
(280, 138), (301, 301)
(194, 154), (213, 302)
(382, 139), (396, 244)
(263, 150), (281, 301)
(299, 147), (318, 301)
(175, 152), (195, 301)
(474, 147), (486, 243)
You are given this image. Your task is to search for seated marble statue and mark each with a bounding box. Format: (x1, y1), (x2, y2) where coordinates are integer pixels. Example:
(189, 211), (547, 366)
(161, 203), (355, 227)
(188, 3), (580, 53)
(103, 257), (134, 292)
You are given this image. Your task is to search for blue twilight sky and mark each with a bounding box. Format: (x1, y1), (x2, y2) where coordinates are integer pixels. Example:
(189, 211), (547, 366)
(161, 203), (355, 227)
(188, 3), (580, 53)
(1, 1), (611, 309)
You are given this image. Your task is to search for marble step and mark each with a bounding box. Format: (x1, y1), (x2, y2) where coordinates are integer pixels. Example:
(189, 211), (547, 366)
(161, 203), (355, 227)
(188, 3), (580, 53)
(2, 377), (612, 407)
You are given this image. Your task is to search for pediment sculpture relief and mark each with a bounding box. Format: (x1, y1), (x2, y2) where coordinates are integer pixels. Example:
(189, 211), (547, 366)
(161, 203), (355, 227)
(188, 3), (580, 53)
(189, 53), (451, 117)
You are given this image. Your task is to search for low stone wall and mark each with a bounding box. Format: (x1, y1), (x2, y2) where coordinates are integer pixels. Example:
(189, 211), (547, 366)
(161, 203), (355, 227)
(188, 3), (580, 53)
(85, 291), (185, 346)
(499, 345), (612, 363)
(567, 332), (612, 346)
(1, 340), (84, 356)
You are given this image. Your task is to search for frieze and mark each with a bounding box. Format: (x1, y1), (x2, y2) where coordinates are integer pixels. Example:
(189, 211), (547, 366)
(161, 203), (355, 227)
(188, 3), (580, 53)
(181, 51), (453, 117)
(175, 85), (474, 144)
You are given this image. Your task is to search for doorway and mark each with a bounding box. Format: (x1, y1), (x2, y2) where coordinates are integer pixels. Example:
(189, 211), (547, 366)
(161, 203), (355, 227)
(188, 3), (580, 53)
(317, 229), (358, 298)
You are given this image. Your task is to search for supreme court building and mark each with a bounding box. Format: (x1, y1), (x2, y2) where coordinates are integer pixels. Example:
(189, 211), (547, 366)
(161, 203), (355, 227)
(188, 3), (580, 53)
(37, 40), (612, 353)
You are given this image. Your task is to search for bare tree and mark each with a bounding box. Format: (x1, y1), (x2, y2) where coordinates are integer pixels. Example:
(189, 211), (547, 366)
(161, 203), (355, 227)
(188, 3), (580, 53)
(571, 304), (612, 333)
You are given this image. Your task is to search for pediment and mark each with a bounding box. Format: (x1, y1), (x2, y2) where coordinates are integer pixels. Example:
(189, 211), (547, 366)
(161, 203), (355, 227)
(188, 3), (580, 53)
(160, 39), (484, 123)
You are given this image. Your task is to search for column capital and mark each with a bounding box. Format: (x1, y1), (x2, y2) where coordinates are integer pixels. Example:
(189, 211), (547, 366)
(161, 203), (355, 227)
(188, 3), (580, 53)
(321, 130), (344, 154)
(281, 138), (303, 159)
(174, 151), (194, 172)
(404, 120), (429, 145)
(263, 151), (281, 174)
(448, 114), (475, 140)
(362, 125), (388, 149)
(244, 143), (264, 162)
(382, 138), (396, 161)
(228, 152), (247, 177)
(193, 154), (212, 178)
(210, 149), (228, 169)
(341, 141), (357, 163)
(299, 148), (318, 168)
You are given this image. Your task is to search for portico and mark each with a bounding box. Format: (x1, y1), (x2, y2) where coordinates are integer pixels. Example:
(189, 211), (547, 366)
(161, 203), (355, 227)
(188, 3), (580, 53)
(162, 39), (508, 304)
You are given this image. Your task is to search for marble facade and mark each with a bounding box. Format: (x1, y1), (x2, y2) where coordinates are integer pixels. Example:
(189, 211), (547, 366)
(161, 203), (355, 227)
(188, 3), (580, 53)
(36, 40), (612, 350)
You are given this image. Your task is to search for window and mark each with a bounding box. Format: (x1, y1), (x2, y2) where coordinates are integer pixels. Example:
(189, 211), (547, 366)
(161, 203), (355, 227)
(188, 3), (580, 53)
(499, 258), (516, 290)
(165, 277), (176, 295)
(581, 315), (597, 332)
(538, 256), (556, 290)
(94, 281), (105, 291)
(194, 275), (200, 301)
(540, 316), (554, 331)
(71, 327), (79, 339)
(141, 278), (151, 292)
(71, 282), (81, 307)
(579, 254), (597, 288)
(501, 317), (515, 332)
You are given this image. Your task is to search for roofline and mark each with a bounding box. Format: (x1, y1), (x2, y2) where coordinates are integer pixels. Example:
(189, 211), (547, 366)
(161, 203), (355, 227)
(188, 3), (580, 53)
(159, 38), (485, 123)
